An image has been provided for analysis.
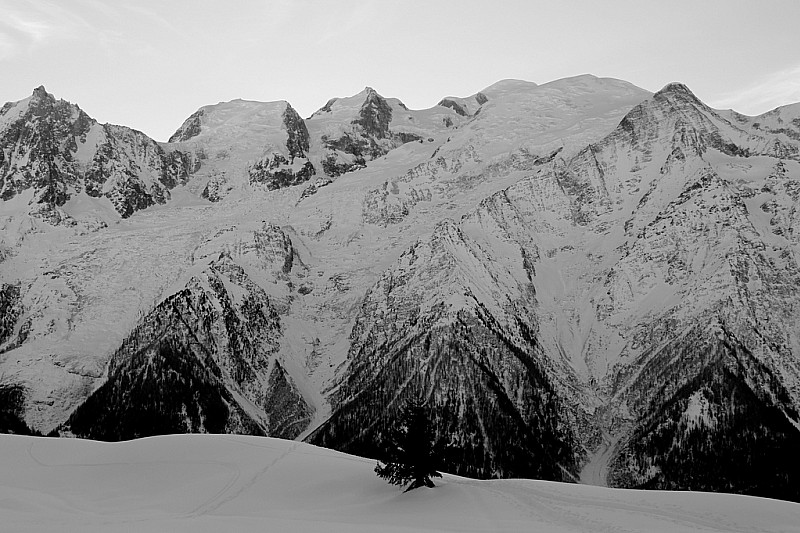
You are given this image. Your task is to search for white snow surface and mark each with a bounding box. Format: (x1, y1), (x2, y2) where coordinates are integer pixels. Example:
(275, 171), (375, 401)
(2, 433), (797, 533)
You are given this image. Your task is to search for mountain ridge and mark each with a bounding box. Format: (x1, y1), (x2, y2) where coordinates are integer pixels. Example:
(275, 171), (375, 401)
(1, 75), (799, 501)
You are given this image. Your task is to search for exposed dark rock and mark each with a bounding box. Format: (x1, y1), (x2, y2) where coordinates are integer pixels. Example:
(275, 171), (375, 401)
(248, 153), (316, 190)
(311, 97), (339, 117)
(201, 173), (229, 202)
(106, 175), (158, 218)
(438, 98), (469, 117)
(253, 222), (297, 274)
(352, 88), (393, 139)
(169, 109), (204, 142)
(395, 131), (424, 144)
(322, 132), (383, 160)
(0, 87), (85, 204)
(263, 361), (313, 439)
(321, 153), (366, 177)
(0, 87), (193, 221)
(282, 103), (310, 160)
(0, 283), (23, 351)
(654, 82), (698, 100)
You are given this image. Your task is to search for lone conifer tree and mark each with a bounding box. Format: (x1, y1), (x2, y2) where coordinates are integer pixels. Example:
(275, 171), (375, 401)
(375, 397), (442, 491)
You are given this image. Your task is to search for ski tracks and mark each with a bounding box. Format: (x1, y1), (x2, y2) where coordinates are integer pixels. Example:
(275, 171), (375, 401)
(185, 440), (301, 518)
(480, 480), (752, 533)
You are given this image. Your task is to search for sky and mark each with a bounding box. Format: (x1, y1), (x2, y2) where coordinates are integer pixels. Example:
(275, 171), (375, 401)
(2, 0), (799, 142)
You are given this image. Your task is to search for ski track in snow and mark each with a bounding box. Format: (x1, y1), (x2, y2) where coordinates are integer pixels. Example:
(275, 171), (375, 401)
(185, 440), (301, 517)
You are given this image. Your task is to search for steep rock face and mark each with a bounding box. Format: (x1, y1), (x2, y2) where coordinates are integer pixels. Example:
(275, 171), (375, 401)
(66, 250), (313, 440)
(283, 103), (311, 159)
(168, 109), (204, 143)
(309, 220), (581, 480)
(352, 88), (394, 139)
(86, 124), (194, 217)
(0, 283), (23, 350)
(0, 87), (192, 221)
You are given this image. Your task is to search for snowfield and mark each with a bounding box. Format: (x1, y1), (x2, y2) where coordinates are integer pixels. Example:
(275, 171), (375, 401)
(1, 434), (798, 532)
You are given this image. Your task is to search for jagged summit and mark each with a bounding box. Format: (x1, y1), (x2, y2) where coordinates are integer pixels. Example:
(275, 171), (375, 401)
(31, 85), (52, 100)
(0, 87), (191, 221)
(655, 81), (695, 96)
(652, 81), (706, 108)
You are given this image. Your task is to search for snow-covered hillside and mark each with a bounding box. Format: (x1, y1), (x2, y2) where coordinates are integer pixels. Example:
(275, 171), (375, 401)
(2, 433), (797, 533)
(2, 75), (800, 501)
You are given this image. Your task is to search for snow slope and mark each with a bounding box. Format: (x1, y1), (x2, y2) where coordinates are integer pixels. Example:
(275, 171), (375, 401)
(1, 433), (798, 533)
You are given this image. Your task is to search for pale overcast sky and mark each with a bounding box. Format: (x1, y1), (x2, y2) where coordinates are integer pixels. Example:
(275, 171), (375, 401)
(2, 0), (799, 141)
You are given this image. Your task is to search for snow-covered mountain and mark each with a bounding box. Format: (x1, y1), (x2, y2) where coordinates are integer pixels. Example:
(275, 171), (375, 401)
(2, 75), (799, 502)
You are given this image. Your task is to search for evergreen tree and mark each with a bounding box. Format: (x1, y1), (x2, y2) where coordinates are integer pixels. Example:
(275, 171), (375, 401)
(375, 398), (442, 491)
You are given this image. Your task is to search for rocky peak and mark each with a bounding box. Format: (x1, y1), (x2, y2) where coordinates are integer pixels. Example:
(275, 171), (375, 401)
(353, 87), (392, 139)
(168, 109), (204, 143)
(282, 103), (310, 160)
(656, 82), (694, 96)
(0, 87), (193, 220)
(653, 82), (705, 109)
(30, 85), (53, 104)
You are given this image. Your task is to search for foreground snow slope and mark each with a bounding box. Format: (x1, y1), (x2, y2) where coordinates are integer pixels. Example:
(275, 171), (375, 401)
(1, 434), (797, 533)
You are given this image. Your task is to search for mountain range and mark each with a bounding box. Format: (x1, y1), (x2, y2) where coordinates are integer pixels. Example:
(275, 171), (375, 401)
(1, 74), (799, 501)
